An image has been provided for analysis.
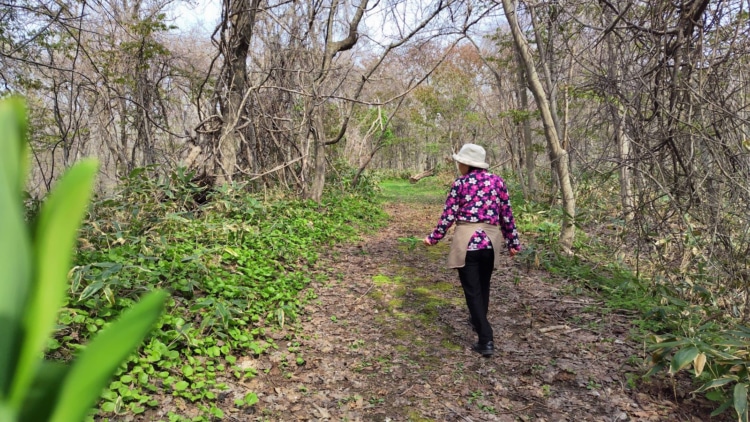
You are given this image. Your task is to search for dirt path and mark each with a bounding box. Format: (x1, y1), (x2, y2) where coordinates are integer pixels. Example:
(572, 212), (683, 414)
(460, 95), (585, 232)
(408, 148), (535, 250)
(238, 201), (725, 421)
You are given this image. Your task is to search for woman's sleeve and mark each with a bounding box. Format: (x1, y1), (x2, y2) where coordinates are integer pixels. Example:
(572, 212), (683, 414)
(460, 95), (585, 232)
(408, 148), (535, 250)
(497, 181), (521, 251)
(427, 180), (461, 244)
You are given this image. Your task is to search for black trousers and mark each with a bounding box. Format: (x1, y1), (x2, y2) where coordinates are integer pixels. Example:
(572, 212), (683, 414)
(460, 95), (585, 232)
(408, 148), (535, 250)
(457, 249), (495, 344)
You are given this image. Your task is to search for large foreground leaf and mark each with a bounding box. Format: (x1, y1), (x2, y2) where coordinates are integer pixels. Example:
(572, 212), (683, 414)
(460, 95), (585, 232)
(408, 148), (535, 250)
(735, 383), (748, 422)
(49, 290), (167, 422)
(18, 361), (70, 422)
(0, 98), (31, 398)
(10, 159), (99, 408)
(669, 346), (699, 374)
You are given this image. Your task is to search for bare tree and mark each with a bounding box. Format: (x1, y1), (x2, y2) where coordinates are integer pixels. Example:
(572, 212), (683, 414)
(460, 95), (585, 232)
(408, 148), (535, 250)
(551, 0), (750, 313)
(195, 0), (483, 201)
(0, 0), (190, 193)
(211, 0), (261, 185)
(604, 19), (634, 222)
(500, 0), (576, 252)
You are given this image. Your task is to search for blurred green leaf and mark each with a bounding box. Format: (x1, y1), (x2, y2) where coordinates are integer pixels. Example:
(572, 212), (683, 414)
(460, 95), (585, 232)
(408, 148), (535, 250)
(647, 338), (692, 351)
(711, 399), (733, 417)
(0, 97), (28, 193)
(49, 290), (167, 422)
(244, 392), (258, 406)
(696, 376), (739, 393)
(10, 159), (98, 408)
(0, 97), (31, 399)
(669, 346), (699, 374)
(18, 361), (69, 422)
(735, 383), (748, 422)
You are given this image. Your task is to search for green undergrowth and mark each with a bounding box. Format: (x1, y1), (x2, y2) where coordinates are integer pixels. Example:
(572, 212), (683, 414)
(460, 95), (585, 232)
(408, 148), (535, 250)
(519, 173), (750, 420)
(51, 168), (387, 420)
(379, 176), (450, 205)
(514, 197), (668, 339)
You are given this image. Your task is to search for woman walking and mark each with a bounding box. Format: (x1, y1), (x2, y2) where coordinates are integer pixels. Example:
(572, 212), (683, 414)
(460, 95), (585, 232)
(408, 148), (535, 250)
(423, 144), (521, 357)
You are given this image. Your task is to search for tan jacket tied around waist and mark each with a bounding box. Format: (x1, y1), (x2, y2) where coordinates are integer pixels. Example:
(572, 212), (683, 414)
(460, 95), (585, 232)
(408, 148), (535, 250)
(447, 222), (502, 269)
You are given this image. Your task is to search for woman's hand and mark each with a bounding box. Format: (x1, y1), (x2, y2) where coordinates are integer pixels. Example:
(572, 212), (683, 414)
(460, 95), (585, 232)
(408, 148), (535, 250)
(509, 248), (519, 258)
(423, 236), (433, 246)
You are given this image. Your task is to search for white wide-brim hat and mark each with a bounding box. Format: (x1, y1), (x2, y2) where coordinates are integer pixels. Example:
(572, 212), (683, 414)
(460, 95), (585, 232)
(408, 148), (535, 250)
(452, 144), (489, 169)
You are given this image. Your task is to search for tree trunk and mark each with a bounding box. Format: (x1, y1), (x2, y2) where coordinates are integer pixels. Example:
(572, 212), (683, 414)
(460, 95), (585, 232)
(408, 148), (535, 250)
(616, 113), (634, 221)
(529, 4), (565, 197)
(562, 53), (574, 171)
(606, 34), (634, 222)
(309, 115), (326, 202)
(215, 0), (261, 186)
(528, 4), (563, 136)
(501, 0), (576, 253)
(515, 47), (536, 200)
(409, 169), (434, 183)
(300, 0), (368, 201)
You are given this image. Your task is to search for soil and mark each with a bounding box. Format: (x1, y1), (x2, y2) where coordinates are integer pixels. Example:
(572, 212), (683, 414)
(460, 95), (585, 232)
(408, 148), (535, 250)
(202, 201), (730, 421)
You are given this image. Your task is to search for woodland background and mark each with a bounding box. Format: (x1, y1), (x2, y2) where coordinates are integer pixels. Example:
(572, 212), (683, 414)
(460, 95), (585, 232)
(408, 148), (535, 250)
(3, 0), (750, 419)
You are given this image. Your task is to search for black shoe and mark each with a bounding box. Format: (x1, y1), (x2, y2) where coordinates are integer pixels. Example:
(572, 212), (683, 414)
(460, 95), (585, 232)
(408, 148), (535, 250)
(472, 341), (494, 357)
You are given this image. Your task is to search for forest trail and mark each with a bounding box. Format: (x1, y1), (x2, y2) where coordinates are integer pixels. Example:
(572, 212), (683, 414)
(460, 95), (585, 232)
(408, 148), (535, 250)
(238, 200), (723, 421)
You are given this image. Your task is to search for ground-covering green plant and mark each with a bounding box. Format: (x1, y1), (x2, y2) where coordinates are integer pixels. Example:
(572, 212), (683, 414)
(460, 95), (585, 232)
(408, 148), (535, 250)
(647, 303), (750, 421)
(538, 172), (750, 421)
(510, 179), (661, 316)
(53, 166), (387, 419)
(0, 98), (166, 422)
(379, 176), (450, 205)
(397, 236), (421, 251)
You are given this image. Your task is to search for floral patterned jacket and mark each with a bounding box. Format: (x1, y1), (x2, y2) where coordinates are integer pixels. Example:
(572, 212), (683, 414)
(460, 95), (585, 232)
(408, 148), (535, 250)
(427, 169), (521, 252)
